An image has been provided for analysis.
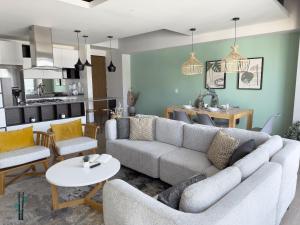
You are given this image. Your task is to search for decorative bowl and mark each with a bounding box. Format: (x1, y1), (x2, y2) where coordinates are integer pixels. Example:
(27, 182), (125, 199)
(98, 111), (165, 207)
(207, 107), (219, 112)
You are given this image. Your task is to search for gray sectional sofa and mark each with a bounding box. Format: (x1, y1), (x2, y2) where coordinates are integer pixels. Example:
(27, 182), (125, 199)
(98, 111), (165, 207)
(104, 117), (300, 225)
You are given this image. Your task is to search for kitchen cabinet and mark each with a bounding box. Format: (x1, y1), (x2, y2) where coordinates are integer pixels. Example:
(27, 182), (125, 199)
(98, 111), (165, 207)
(0, 40), (23, 65)
(23, 69), (63, 79)
(53, 48), (78, 68)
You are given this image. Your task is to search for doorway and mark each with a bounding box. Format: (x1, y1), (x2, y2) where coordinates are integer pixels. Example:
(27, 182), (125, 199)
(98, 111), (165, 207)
(91, 55), (108, 127)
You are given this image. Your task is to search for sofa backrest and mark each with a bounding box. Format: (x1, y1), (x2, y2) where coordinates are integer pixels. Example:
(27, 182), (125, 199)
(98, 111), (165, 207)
(183, 124), (220, 153)
(224, 127), (270, 147)
(155, 118), (185, 147)
(179, 166), (242, 213)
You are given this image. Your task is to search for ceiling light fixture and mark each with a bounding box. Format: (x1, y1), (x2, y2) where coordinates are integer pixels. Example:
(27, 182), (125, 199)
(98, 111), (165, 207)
(181, 28), (204, 76)
(221, 17), (249, 73)
(82, 35), (92, 67)
(107, 36), (116, 72)
(74, 30), (85, 71)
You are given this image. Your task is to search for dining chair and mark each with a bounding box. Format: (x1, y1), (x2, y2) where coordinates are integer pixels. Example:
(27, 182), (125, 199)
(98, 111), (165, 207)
(173, 111), (192, 124)
(193, 114), (216, 126)
(251, 113), (280, 134)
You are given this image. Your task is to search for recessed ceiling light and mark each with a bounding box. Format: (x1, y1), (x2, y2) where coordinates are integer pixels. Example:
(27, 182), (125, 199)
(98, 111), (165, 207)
(57, 0), (108, 8)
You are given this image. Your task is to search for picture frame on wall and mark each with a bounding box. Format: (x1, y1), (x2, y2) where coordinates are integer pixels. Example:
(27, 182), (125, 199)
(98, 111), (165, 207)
(205, 60), (226, 89)
(237, 57), (264, 90)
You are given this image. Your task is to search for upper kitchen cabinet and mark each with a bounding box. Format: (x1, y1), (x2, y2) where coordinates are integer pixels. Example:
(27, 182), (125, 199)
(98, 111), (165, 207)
(53, 48), (78, 68)
(0, 40), (23, 65)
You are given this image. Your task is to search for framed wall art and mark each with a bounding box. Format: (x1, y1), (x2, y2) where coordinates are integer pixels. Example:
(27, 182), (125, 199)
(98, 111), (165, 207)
(205, 60), (226, 89)
(237, 57), (264, 90)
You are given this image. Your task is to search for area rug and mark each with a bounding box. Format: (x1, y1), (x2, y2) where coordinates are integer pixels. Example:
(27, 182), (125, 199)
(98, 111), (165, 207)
(0, 167), (170, 225)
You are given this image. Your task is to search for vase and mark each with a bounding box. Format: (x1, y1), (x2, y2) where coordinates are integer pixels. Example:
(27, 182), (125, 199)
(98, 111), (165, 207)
(128, 106), (136, 116)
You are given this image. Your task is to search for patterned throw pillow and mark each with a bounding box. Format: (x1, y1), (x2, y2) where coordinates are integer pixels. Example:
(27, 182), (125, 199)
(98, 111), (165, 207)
(207, 130), (239, 170)
(129, 117), (154, 141)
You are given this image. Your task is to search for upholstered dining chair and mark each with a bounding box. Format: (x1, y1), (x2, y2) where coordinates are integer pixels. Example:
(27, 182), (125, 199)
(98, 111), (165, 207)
(49, 121), (99, 161)
(193, 113), (216, 126)
(0, 128), (52, 195)
(173, 111), (192, 124)
(251, 113), (280, 134)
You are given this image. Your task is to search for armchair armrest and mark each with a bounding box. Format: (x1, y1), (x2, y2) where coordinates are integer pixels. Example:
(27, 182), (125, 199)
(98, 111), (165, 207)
(34, 131), (53, 148)
(82, 123), (99, 139)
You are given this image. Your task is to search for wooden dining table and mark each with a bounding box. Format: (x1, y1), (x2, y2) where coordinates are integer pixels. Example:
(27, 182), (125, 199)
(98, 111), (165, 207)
(165, 106), (254, 129)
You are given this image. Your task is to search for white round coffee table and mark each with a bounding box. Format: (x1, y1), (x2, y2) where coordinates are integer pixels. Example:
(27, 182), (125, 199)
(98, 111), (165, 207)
(46, 156), (120, 212)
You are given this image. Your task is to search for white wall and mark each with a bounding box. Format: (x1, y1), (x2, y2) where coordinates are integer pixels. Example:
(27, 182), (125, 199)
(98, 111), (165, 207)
(293, 37), (300, 122)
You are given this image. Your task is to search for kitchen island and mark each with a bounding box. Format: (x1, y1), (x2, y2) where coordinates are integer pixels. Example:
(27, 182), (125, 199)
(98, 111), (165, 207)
(2, 97), (117, 131)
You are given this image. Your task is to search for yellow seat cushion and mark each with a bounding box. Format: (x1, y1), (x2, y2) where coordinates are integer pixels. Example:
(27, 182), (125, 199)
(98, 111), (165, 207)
(51, 119), (83, 141)
(0, 126), (35, 153)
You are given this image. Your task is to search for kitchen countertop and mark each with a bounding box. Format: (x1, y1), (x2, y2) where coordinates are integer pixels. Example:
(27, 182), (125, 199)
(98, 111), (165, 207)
(4, 97), (117, 109)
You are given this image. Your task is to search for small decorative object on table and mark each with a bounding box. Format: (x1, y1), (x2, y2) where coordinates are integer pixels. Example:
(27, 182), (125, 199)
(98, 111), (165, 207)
(194, 87), (219, 108)
(127, 89), (139, 116)
(111, 102), (124, 119)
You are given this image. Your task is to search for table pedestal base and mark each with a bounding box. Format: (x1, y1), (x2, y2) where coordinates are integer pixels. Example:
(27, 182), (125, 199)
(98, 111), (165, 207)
(50, 182), (103, 212)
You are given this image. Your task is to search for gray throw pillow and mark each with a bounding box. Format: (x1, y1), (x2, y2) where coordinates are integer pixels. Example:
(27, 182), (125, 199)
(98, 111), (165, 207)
(117, 118), (130, 139)
(229, 139), (256, 166)
(157, 174), (206, 209)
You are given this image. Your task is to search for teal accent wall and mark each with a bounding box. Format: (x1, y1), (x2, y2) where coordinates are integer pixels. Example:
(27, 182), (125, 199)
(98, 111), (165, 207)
(131, 32), (300, 134)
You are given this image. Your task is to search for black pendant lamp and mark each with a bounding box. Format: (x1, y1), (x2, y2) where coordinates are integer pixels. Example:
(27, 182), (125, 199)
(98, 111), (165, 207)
(83, 35), (92, 67)
(74, 30), (85, 71)
(107, 36), (116, 72)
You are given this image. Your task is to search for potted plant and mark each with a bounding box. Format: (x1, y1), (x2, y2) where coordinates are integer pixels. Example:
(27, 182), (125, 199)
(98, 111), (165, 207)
(127, 90), (139, 116)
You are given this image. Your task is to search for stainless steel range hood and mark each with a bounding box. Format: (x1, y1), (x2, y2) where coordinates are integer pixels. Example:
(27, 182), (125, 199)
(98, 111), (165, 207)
(27, 25), (61, 71)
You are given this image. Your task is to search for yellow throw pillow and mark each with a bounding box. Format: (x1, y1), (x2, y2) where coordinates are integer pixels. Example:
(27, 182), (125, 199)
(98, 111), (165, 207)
(0, 126), (35, 153)
(51, 119), (83, 141)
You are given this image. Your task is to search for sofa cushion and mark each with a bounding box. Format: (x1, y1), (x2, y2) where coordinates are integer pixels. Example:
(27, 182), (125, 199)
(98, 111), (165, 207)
(130, 117), (154, 141)
(117, 118), (130, 139)
(229, 139), (256, 166)
(51, 119), (83, 141)
(155, 118), (184, 147)
(160, 148), (212, 185)
(224, 128), (270, 146)
(257, 135), (283, 158)
(183, 124), (220, 153)
(234, 148), (269, 180)
(106, 140), (178, 178)
(207, 130), (239, 170)
(0, 126), (35, 153)
(56, 136), (97, 156)
(179, 166), (241, 213)
(0, 146), (50, 169)
(157, 174), (206, 209)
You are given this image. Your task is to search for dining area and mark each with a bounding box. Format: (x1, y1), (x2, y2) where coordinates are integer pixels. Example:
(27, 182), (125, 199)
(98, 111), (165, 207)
(165, 105), (280, 135)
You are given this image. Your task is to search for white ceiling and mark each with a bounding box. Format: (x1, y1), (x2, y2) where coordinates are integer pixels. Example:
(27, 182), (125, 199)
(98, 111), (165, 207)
(0, 0), (287, 45)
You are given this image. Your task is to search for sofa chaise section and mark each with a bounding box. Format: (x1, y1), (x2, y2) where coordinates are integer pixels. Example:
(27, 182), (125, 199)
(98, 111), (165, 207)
(103, 162), (282, 225)
(160, 148), (212, 185)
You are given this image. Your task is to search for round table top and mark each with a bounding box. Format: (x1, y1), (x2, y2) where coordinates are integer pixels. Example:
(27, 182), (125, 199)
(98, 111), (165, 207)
(46, 156), (120, 187)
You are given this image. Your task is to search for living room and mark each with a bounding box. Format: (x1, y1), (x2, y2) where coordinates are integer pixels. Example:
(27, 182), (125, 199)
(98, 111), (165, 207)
(0, 0), (300, 225)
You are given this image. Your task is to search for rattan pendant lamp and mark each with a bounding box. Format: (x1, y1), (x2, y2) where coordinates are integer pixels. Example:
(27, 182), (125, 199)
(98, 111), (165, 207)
(221, 17), (249, 73)
(181, 28), (204, 76)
